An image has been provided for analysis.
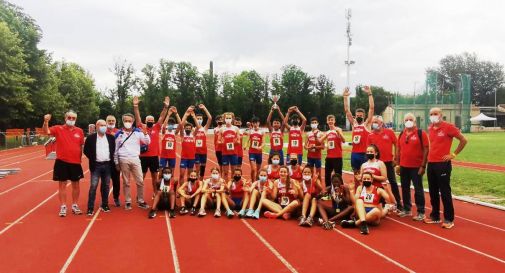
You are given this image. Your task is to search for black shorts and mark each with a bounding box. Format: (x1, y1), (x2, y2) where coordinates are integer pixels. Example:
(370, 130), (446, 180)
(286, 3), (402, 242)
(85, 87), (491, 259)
(53, 159), (84, 182)
(141, 156), (159, 173)
(215, 151), (223, 166)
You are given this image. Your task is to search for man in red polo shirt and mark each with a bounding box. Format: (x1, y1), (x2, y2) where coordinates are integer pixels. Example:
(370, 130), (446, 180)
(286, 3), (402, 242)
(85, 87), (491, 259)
(133, 96), (169, 197)
(43, 110), (85, 217)
(425, 107), (467, 229)
(367, 115), (402, 212)
(395, 113), (429, 221)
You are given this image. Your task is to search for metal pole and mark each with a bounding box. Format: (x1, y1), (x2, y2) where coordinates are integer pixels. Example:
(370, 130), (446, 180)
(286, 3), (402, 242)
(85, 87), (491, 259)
(495, 88), (498, 129)
(344, 9), (354, 130)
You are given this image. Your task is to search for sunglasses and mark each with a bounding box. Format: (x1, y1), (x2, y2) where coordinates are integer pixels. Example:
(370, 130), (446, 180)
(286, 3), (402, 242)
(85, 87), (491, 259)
(67, 117), (76, 121)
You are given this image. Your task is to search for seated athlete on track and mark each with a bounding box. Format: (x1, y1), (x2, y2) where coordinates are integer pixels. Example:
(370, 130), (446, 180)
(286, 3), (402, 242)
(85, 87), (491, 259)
(266, 152), (282, 181)
(262, 166), (304, 220)
(148, 167), (178, 219)
(224, 168), (252, 218)
(299, 166), (324, 227)
(177, 170), (203, 216)
(317, 174), (354, 230)
(245, 168), (274, 219)
(341, 172), (390, 235)
(198, 168), (226, 217)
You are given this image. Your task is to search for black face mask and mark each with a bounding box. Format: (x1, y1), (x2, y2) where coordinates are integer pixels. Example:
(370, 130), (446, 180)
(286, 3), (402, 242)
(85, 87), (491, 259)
(217, 121), (223, 126)
(366, 153), (375, 160)
(292, 120), (299, 126)
(233, 175), (241, 181)
(188, 178), (197, 183)
(363, 180), (372, 187)
(290, 160), (297, 166)
(146, 122), (154, 128)
(356, 117), (364, 124)
(185, 129), (191, 135)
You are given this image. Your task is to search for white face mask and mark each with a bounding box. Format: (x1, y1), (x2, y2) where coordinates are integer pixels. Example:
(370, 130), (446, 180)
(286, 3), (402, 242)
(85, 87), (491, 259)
(430, 115), (440, 124)
(123, 122), (132, 129)
(211, 173), (220, 180)
(66, 119), (75, 126)
(372, 123), (380, 130)
(303, 175), (312, 181)
(259, 176), (267, 182)
(163, 174), (172, 180)
(404, 120), (414, 128)
(107, 124), (115, 129)
(310, 123), (318, 129)
(197, 119), (203, 125)
(272, 159), (280, 165)
(225, 118), (232, 125)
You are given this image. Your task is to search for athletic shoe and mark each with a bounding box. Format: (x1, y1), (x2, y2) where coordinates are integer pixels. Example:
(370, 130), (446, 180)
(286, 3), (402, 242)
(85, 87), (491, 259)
(86, 208), (93, 216)
(359, 222), (369, 235)
(441, 221), (455, 229)
(125, 202), (132, 210)
(281, 213), (291, 220)
(322, 221), (335, 230)
(413, 213), (425, 221)
(245, 209), (254, 218)
(264, 211), (277, 219)
(180, 207), (189, 215)
(114, 199), (121, 207)
(148, 209), (157, 219)
(169, 210), (176, 218)
(71, 204), (82, 215)
(252, 210), (260, 219)
(298, 216), (306, 226)
(238, 209), (246, 218)
(101, 205), (111, 213)
(398, 210), (412, 218)
(306, 216), (314, 227)
(340, 220), (356, 228)
(214, 209), (221, 218)
(423, 217), (441, 224)
(190, 207), (197, 215)
(197, 209), (206, 217)
(138, 201), (150, 210)
(226, 210), (234, 218)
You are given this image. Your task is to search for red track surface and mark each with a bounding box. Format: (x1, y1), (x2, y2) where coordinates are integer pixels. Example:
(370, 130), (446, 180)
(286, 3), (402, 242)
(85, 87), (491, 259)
(1, 141), (505, 273)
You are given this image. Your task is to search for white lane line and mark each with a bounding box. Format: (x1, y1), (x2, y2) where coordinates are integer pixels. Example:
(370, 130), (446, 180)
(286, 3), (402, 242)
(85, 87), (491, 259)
(0, 154), (46, 167)
(0, 170), (89, 235)
(241, 219), (299, 273)
(0, 169), (53, 196)
(422, 206), (505, 233)
(164, 211), (181, 273)
(387, 217), (505, 265)
(0, 150), (42, 163)
(60, 188), (112, 273)
(332, 228), (416, 273)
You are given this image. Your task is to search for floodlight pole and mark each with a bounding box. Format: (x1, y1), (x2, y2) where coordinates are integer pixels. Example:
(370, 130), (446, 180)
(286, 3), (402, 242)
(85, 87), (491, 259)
(495, 88), (498, 129)
(344, 9), (355, 130)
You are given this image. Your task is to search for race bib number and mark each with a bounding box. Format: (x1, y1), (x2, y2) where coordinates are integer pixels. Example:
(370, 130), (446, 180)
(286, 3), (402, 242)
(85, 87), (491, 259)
(226, 143), (235, 151)
(353, 135), (361, 144)
(196, 139), (203, 148)
(252, 141), (260, 149)
(165, 141), (174, 150)
(364, 193), (374, 203)
(328, 140), (335, 149)
(291, 140), (299, 147)
(161, 185), (170, 193)
(273, 137), (281, 146)
(280, 196), (289, 206)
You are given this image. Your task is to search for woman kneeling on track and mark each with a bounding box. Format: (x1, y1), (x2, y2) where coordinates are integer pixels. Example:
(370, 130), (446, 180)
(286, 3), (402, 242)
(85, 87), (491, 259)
(341, 172), (390, 235)
(177, 170), (203, 215)
(317, 174), (354, 230)
(299, 166), (324, 227)
(262, 166), (304, 220)
(198, 168), (228, 217)
(148, 168), (178, 219)
(224, 168), (252, 218)
(245, 168), (274, 219)
(266, 152), (282, 180)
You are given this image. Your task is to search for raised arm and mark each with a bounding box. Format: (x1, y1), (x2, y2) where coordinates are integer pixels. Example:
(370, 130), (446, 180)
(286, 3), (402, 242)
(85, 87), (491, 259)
(266, 106), (274, 132)
(199, 104), (212, 130)
(363, 86), (374, 126)
(157, 96), (170, 125)
(276, 107), (286, 131)
(343, 87), (354, 125)
(294, 107), (307, 129)
(283, 107), (293, 130)
(132, 96), (143, 127)
(42, 114), (51, 135)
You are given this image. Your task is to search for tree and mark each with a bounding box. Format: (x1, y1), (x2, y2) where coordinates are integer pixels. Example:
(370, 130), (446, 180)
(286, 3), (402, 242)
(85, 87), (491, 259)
(352, 85), (393, 117)
(139, 63), (160, 117)
(172, 62), (200, 110)
(272, 65), (314, 118)
(108, 59), (137, 119)
(198, 63), (221, 116)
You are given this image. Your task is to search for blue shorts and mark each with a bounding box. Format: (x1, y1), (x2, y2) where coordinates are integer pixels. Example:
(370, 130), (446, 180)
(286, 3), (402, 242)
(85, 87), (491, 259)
(365, 207), (375, 214)
(222, 154), (238, 166)
(351, 152), (367, 171)
(237, 156), (243, 165)
(180, 159), (195, 169)
(269, 149), (284, 165)
(195, 154), (207, 165)
(249, 153), (263, 165)
(286, 154), (303, 165)
(215, 151), (223, 166)
(231, 197), (243, 210)
(159, 158), (176, 169)
(306, 157), (322, 168)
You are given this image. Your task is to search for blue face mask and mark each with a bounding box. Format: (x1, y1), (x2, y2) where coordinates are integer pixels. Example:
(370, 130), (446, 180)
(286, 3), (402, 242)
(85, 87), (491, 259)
(98, 126), (107, 134)
(167, 125), (174, 131)
(163, 174), (172, 180)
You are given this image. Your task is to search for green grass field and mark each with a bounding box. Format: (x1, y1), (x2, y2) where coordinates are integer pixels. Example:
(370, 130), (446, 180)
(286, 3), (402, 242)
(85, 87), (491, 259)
(260, 131), (505, 205)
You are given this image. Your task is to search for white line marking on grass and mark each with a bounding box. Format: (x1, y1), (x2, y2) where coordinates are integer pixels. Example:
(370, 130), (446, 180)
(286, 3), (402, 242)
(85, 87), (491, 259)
(241, 219), (299, 273)
(332, 228), (416, 272)
(387, 217), (505, 265)
(164, 211), (181, 273)
(0, 169), (53, 196)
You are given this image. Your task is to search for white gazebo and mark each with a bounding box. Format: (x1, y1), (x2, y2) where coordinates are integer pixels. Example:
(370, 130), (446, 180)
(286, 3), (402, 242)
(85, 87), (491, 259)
(470, 113), (497, 122)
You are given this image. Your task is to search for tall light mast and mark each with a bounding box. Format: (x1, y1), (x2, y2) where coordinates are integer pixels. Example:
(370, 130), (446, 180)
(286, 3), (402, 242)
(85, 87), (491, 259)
(345, 9), (355, 130)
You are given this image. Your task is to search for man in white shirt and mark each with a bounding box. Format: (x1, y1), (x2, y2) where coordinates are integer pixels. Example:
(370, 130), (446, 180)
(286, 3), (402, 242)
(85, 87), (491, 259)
(114, 113), (151, 210)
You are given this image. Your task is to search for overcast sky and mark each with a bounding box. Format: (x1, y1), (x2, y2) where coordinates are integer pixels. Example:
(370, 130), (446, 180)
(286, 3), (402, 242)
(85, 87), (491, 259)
(10, 0), (505, 94)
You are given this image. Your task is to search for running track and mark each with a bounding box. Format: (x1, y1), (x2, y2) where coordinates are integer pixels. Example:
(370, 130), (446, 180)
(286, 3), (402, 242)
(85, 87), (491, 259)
(0, 141), (504, 273)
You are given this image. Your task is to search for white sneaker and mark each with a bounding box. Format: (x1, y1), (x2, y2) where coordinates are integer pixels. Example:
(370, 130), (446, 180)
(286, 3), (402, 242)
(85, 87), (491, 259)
(71, 204), (82, 215)
(59, 205), (67, 217)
